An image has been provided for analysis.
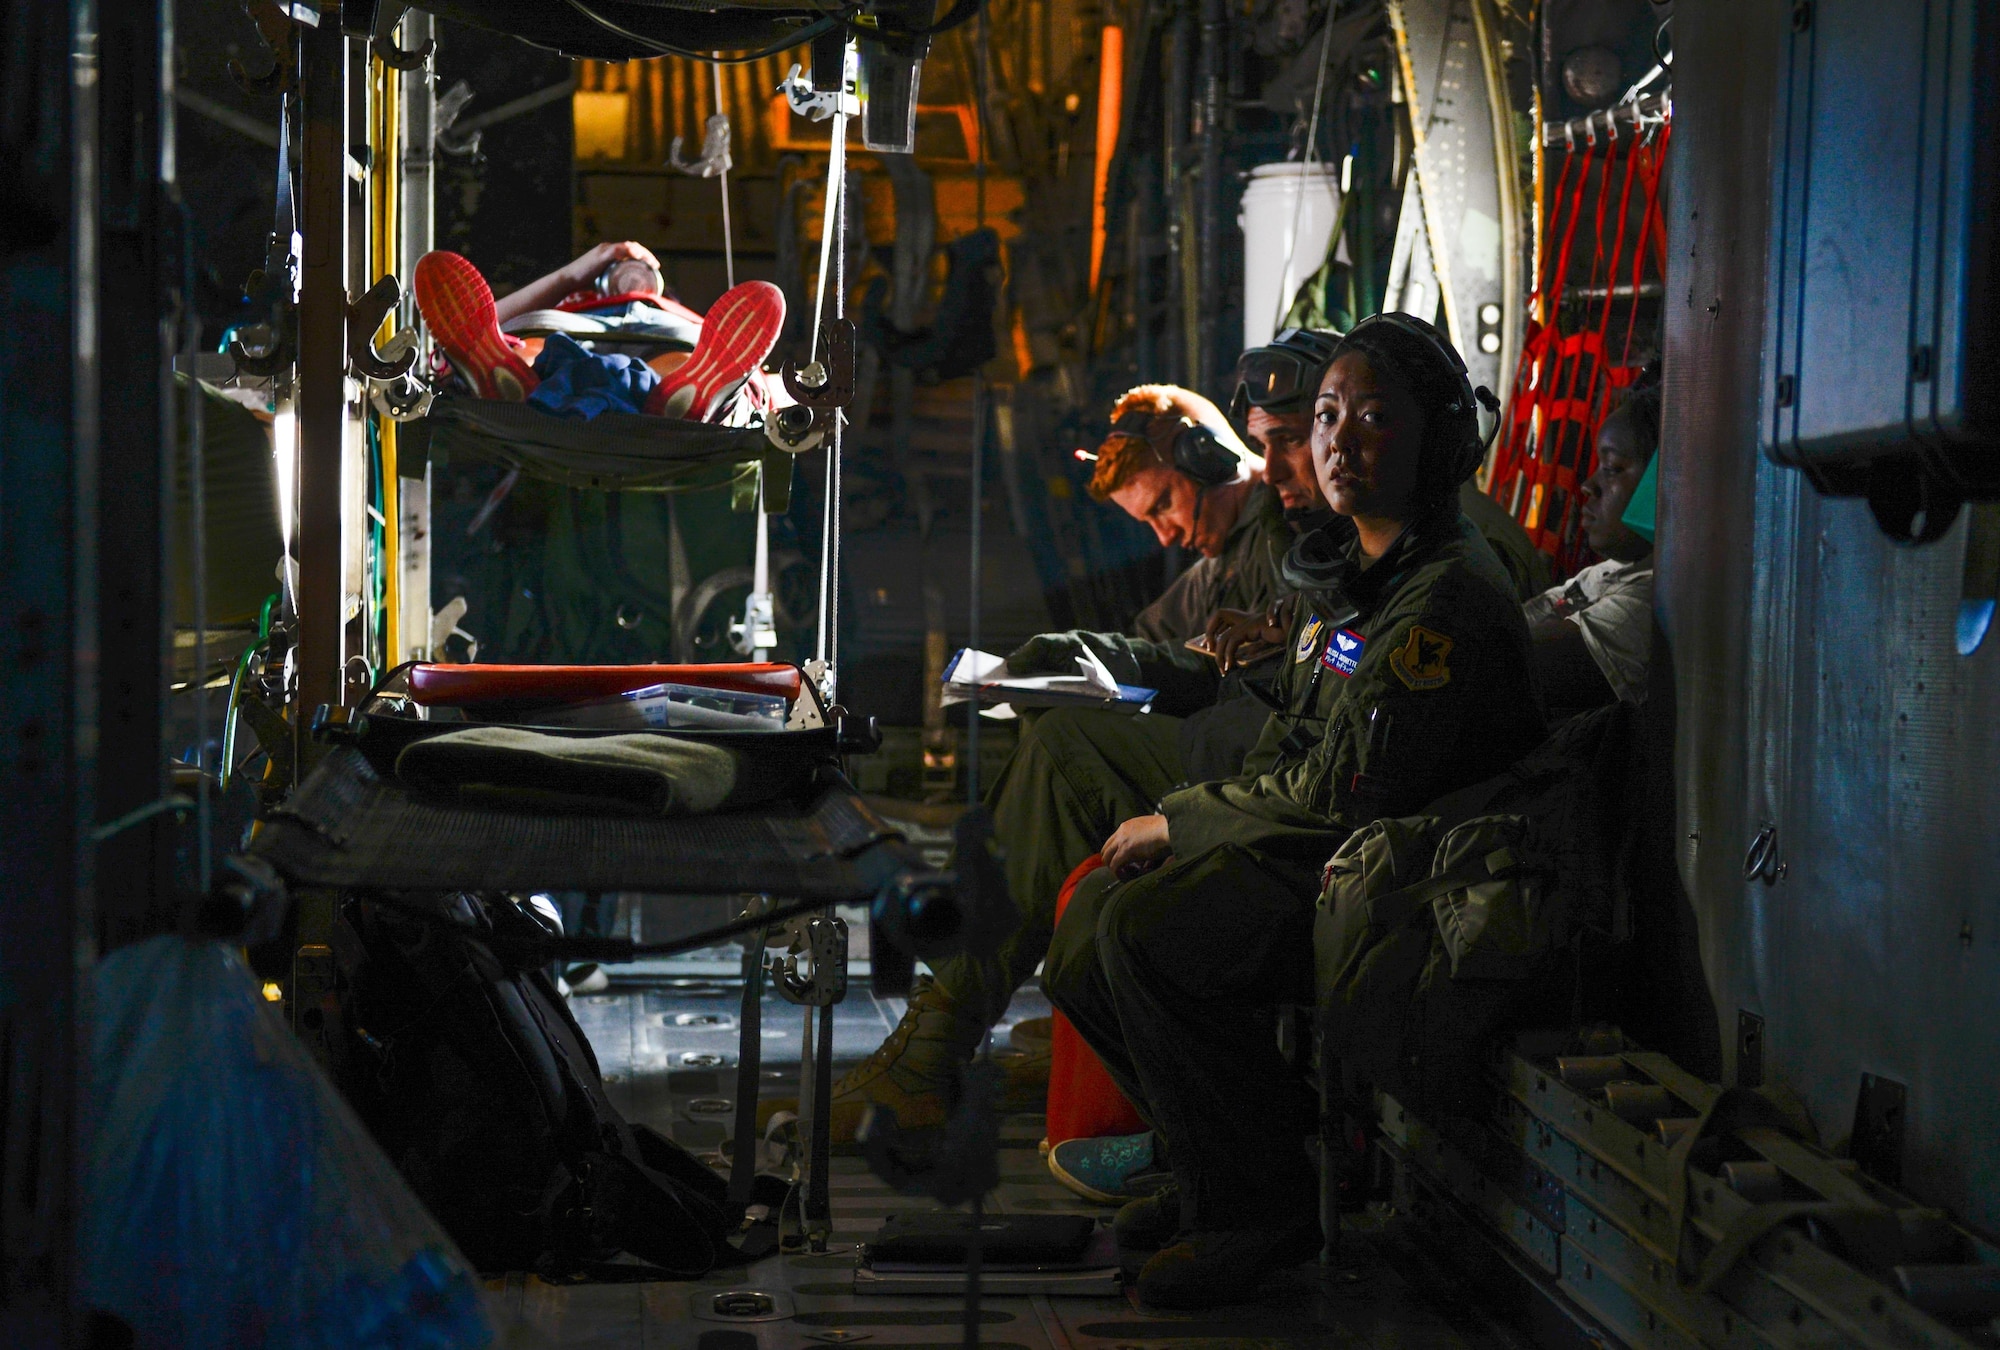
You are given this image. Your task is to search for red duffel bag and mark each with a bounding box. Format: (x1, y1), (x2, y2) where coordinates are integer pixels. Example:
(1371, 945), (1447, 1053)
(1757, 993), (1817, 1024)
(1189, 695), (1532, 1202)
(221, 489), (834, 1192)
(1043, 855), (1146, 1148)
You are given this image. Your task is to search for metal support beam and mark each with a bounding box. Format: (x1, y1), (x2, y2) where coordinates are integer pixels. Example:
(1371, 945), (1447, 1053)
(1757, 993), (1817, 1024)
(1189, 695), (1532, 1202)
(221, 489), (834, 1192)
(1163, 9), (1190, 386)
(395, 8), (434, 663)
(1195, 0), (1226, 397)
(0, 1), (100, 1336)
(94, 0), (175, 942)
(296, 4), (350, 718)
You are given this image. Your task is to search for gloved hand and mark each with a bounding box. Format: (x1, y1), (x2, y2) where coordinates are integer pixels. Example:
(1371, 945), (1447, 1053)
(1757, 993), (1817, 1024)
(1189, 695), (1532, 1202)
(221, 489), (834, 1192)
(1004, 631), (1090, 675)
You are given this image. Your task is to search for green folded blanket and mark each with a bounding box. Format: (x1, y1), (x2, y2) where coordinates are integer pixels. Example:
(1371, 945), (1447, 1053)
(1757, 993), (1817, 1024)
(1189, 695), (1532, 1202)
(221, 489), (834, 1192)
(395, 726), (805, 816)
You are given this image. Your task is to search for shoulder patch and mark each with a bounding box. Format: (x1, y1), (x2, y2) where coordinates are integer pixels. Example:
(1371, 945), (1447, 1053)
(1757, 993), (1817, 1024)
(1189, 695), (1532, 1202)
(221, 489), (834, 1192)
(1388, 625), (1454, 690)
(1294, 615), (1327, 664)
(1320, 627), (1366, 678)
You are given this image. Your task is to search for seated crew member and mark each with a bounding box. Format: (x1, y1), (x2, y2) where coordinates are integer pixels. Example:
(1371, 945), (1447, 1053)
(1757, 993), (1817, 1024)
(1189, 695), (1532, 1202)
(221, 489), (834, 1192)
(1461, 480), (1552, 603)
(1042, 314), (1546, 1310)
(1213, 380), (1654, 696)
(1526, 379), (1660, 719)
(775, 364), (1332, 1142)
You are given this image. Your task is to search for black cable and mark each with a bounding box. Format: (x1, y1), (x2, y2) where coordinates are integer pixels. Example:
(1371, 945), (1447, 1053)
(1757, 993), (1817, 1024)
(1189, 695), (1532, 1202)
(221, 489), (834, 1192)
(883, 0), (987, 41)
(364, 658), (421, 704)
(564, 0), (844, 63)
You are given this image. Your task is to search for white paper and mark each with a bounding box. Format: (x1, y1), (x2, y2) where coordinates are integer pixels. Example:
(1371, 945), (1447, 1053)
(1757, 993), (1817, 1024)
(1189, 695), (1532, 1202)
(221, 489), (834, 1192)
(940, 647), (1126, 708)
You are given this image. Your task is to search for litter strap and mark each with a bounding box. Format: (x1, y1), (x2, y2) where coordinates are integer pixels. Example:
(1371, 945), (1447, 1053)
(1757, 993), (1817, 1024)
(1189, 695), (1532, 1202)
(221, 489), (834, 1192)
(252, 744), (928, 900)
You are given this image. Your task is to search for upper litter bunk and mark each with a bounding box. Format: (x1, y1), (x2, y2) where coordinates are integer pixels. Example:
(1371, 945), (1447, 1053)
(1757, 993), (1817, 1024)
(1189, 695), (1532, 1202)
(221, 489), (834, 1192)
(389, 0), (975, 154)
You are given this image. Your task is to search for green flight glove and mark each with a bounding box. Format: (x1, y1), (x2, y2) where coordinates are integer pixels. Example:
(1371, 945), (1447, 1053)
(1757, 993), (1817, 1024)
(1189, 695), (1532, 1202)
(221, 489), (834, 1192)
(1005, 631), (1091, 675)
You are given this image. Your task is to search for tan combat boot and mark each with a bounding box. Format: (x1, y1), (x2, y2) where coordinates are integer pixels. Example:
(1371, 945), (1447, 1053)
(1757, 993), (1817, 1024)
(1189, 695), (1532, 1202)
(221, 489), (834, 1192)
(756, 977), (1048, 1143)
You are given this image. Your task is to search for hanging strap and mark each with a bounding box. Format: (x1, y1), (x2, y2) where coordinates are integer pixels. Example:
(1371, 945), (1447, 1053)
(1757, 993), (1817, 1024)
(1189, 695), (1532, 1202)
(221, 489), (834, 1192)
(810, 89), (848, 697)
(1643, 1057), (1900, 1297)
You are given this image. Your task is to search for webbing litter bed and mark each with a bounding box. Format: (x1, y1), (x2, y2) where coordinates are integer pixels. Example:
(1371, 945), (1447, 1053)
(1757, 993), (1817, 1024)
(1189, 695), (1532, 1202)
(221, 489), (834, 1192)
(252, 741), (929, 900)
(414, 395), (793, 503)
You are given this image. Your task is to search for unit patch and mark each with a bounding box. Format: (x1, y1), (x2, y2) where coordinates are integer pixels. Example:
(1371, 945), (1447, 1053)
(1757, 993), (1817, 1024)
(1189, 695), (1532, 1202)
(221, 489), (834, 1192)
(1294, 615), (1327, 664)
(1388, 625), (1454, 690)
(1320, 627), (1366, 677)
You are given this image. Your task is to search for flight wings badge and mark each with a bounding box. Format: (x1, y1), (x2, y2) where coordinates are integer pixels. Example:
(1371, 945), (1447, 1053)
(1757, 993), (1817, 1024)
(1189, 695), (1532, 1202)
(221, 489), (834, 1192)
(1320, 627), (1366, 678)
(1388, 625), (1453, 690)
(1294, 615), (1326, 664)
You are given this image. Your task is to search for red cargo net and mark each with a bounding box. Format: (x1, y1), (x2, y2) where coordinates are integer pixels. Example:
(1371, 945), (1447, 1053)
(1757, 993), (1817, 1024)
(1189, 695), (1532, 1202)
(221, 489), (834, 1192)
(1487, 113), (1670, 578)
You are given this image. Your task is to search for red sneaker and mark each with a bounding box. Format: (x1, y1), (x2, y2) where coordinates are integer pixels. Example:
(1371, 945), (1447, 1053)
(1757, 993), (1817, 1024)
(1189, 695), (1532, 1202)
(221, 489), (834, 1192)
(413, 251), (539, 402)
(643, 280), (786, 421)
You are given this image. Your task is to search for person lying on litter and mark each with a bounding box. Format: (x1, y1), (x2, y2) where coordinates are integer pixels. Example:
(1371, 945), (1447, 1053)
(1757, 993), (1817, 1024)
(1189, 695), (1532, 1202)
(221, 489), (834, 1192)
(412, 243), (785, 422)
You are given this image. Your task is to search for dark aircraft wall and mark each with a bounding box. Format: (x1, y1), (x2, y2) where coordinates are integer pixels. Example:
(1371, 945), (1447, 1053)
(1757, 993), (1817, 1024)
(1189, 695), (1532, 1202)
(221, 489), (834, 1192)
(1662, 1), (2000, 1230)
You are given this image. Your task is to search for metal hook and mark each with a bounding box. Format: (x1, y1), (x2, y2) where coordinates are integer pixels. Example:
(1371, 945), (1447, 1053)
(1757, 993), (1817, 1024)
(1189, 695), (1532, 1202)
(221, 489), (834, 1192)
(368, 0), (432, 71)
(228, 0), (298, 95)
(347, 275), (419, 382)
(228, 240), (298, 377)
(1742, 824), (1788, 885)
(780, 318), (857, 410)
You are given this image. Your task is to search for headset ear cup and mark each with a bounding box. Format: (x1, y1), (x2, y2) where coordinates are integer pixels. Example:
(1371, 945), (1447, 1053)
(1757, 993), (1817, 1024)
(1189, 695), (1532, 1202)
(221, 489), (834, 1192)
(1174, 423), (1242, 486)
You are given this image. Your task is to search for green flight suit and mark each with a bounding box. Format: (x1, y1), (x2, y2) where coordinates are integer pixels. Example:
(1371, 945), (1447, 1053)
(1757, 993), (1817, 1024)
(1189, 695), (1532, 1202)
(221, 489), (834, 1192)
(929, 482), (1293, 1029)
(1460, 480), (1552, 603)
(1046, 480), (1296, 717)
(1043, 508), (1545, 1233)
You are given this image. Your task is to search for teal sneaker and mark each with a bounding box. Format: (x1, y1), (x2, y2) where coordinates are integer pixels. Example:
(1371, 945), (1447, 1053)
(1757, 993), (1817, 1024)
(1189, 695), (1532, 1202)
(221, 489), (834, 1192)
(1047, 1131), (1167, 1204)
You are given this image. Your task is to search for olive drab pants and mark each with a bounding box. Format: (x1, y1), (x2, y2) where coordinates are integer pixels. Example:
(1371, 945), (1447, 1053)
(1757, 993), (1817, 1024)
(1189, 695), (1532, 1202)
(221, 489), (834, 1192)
(927, 706), (1186, 1031)
(1042, 844), (1323, 1233)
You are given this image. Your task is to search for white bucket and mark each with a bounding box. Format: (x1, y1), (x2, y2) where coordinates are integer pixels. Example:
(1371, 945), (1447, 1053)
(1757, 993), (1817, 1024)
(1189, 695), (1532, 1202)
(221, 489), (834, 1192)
(1238, 162), (1342, 352)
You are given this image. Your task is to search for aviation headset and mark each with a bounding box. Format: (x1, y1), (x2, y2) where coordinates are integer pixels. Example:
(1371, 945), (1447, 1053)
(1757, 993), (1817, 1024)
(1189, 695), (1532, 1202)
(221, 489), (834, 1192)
(1105, 409), (1245, 487)
(1330, 311), (1499, 492)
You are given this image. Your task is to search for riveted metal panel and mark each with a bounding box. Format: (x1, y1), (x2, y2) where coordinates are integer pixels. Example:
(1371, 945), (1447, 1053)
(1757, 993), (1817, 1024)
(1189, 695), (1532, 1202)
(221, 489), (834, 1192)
(1666, 0), (2000, 1238)
(1657, 0), (1785, 1085)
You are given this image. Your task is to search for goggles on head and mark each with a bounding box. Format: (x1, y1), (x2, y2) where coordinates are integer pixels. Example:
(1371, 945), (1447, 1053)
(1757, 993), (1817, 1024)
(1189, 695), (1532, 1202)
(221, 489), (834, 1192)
(1228, 328), (1343, 421)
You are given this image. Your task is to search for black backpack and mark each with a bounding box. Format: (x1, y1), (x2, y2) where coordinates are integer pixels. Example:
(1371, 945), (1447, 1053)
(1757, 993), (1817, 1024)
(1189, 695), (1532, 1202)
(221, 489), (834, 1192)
(329, 891), (743, 1277)
(1315, 703), (1635, 1114)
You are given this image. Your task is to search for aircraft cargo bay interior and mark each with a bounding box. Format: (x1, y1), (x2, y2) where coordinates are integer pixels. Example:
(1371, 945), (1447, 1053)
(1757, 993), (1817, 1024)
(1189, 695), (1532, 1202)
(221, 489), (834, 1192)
(4, 0), (1999, 1347)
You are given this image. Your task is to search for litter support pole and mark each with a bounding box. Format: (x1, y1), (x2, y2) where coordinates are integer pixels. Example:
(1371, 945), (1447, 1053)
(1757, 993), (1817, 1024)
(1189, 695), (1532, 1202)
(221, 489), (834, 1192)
(297, 8), (351, 720)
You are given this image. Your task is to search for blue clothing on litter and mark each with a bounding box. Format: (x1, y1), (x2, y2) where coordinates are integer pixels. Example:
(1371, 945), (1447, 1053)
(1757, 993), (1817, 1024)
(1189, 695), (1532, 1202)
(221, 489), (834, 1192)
(527, 331), (661, 420)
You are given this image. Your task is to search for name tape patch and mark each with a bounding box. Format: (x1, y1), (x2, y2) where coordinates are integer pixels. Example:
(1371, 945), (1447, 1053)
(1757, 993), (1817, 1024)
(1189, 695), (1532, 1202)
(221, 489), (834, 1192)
(1320, 627), (1366, 677)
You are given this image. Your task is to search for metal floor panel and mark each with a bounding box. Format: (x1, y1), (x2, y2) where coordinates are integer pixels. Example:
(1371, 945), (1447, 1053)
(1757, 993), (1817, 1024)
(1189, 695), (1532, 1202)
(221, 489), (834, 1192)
(499, 938), (1528, 1348)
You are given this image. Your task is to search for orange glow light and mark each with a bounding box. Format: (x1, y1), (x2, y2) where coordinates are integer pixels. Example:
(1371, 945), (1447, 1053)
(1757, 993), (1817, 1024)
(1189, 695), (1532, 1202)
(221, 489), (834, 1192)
(1088, 26), (1124, 295)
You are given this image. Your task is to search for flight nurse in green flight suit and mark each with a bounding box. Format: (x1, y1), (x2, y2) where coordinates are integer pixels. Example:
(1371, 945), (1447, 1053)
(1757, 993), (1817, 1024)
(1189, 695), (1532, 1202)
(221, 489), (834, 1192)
(1043, 314), (1546, 1311)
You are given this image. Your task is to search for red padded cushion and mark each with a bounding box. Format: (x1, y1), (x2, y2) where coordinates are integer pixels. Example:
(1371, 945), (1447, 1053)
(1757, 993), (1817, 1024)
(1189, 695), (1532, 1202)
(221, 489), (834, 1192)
(406, 663), (801, 708)
(1044, 854), (1147, 1147)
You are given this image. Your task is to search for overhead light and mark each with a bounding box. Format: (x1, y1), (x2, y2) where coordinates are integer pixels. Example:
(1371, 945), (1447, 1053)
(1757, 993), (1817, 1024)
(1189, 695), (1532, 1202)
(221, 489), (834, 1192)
(1479, 332), (1502, 353)
(1479, 303), (1502, 325)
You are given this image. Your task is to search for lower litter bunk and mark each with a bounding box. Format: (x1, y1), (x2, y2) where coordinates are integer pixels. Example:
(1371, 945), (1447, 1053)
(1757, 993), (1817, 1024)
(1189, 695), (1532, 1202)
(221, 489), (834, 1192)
(248, 702), (944, 1263)
(251, 735), (917, 902)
